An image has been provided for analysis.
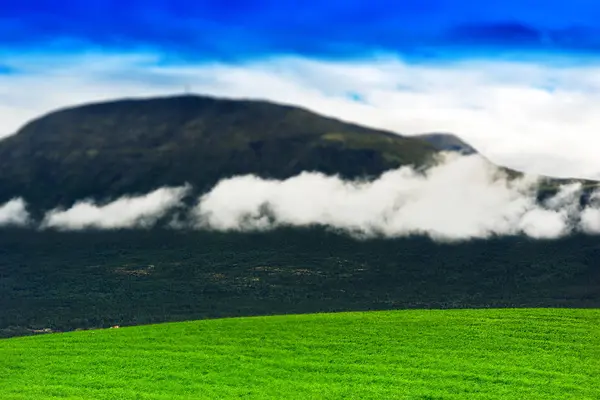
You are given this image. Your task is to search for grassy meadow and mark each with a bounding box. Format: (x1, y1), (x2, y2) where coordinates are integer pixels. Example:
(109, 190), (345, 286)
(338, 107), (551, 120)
(1, 308), (598, 399)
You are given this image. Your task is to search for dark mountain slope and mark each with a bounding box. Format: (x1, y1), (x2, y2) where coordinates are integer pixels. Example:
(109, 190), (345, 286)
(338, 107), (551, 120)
(415, 133), (478, 155)
(0, 95), (437, 211)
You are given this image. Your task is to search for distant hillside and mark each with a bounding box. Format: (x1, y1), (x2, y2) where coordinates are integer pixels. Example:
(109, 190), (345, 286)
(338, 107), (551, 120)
(414, 133), (478, 155)
(415, 133), (600, 197)
(0, 94), (597, 213)
(0, 95), (438, 212)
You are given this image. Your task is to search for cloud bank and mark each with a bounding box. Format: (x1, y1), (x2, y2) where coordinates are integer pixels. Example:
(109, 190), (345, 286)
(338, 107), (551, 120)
(1, 154), (600, 240)
(193, 154), (600, 241)
(40, 185), (190, 230)
(0, 198), (30, 227)
(3, 53), (600, 179)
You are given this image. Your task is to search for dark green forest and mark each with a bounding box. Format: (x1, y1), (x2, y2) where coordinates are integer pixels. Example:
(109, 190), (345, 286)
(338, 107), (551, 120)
(2, 227), (598, 338)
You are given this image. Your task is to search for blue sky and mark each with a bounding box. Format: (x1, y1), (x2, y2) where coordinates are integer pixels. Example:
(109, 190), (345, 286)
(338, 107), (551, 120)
(3, 0), (600, 61)
(2, 1), (600, 178)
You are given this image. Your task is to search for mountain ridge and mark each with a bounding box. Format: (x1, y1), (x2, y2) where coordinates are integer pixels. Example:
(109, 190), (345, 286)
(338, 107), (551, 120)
(0, 94), (597, 214)
(0, 94), (440, 212)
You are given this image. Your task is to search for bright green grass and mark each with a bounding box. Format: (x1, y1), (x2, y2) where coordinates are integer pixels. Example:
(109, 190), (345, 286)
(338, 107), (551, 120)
(1, 309), (598, 399)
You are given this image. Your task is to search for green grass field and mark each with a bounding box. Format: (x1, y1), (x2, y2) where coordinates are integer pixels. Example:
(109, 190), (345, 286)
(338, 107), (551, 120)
(1, 308), (598, 399)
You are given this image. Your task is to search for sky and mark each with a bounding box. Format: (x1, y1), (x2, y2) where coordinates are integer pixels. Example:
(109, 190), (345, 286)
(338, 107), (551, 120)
(3, 0), (600, 178)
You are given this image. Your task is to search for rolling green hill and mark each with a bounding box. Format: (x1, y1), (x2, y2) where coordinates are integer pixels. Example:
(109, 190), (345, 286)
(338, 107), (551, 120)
(1, 308), (598, 399)
(0, 95), (437, 212)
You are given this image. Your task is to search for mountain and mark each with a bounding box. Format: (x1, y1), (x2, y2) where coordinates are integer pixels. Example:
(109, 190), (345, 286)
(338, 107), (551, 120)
(414, 133), (478, 155)
(0, 95), (438, 212)
(1, 95), (599, 338)
(0, 94), (595, 214)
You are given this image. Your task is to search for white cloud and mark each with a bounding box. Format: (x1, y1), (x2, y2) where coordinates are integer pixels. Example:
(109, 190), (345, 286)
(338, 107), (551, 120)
(192, 153), (600, 241)
(3, 52), (600, 178)
(579, 191), (600, 234)
(40, 185), (190, 230)
(1, 154), (599, 239)
(518, 209), (569, 239)
(0, 198), (30, 226)
(580, 208), (600, 234)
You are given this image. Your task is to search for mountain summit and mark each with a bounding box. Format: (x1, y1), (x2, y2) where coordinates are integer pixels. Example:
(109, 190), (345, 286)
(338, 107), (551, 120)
(0, 95), (439, 211)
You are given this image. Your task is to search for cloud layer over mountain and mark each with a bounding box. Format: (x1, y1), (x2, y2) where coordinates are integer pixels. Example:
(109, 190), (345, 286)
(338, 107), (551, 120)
(40, 185), (190, 230)
(2, 154), (600, 241)
(0, 198), (30, 227)
(193, 154), (597, 241)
